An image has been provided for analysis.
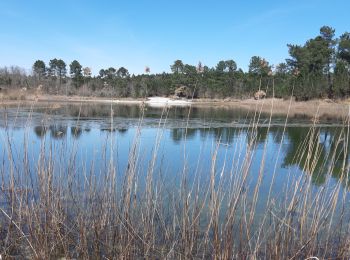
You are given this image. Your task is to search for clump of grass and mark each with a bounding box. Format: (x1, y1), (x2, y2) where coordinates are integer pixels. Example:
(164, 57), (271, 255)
(0, 99), (349, 259)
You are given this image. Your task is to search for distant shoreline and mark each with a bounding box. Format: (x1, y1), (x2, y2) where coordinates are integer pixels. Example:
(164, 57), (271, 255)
(1, 94), (349, 119)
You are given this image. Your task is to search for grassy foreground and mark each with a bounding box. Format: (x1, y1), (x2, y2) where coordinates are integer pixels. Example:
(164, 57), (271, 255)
(0, 101), (350, 259)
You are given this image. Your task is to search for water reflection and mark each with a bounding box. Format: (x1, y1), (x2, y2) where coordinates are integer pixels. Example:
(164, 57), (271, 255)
(49, 125), (67, 139)
(167, 126), (349, 186)
(71, 126), (82, 139)
(282, 127), (328, 185)
(30, 121), (349, 187)
(118, 128), (128, 135)
(34, 126), (47, 138)
(282, 127), (350, 186)
(1, 103), (348, 188)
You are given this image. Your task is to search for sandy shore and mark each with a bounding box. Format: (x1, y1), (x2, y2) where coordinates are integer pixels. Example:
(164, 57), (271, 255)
(1, 94), (349, 119)
(194, 98), (350, 119)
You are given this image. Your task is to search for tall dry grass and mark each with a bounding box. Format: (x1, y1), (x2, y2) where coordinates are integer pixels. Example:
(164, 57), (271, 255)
(0, 98), (349, 259)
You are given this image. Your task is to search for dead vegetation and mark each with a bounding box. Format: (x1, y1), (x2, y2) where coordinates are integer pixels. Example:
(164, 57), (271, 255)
(0, 101), (349, 259)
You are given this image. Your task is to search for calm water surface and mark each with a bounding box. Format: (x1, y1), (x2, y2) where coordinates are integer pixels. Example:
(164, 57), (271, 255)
(0, 102), (349, 212)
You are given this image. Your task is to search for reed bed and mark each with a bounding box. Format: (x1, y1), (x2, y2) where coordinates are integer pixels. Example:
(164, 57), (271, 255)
(0, 100), (349, 259)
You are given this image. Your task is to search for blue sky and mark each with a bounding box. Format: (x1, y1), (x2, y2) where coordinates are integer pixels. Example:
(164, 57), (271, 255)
(0, 0), (349, 75)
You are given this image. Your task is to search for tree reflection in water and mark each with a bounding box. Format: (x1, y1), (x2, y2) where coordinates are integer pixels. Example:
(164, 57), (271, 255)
(25, 103), (349, 188)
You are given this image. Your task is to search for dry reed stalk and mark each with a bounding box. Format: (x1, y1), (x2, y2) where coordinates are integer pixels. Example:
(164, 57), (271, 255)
(0, 97), (350, 258)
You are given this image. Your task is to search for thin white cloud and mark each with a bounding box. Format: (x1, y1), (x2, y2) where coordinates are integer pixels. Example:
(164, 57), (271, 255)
(231, 4), (312, 32)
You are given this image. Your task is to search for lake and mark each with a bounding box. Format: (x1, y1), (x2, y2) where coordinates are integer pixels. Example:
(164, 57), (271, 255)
(1, 102), (347, 184)
(0, 102), (349, 258)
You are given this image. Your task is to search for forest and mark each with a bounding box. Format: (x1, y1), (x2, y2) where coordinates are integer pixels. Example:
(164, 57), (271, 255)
(0, 26), (349, 101)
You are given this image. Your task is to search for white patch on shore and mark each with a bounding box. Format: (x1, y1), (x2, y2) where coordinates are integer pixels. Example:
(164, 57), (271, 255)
(146, 97), (191, 107)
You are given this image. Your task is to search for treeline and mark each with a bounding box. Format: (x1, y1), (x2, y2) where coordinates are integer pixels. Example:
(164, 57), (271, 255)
(0, 25), (349, 100)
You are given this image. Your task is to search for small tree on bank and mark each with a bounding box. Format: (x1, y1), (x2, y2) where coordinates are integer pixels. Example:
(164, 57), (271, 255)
(70, 60), (83, 89)
(32, 60), (46, 80)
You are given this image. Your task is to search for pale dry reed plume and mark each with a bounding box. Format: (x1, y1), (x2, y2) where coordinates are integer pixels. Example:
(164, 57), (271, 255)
(0, 97), (349, 259)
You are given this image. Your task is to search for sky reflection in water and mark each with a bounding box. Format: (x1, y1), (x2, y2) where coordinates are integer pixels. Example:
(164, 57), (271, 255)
(0, 103), (348, 203)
